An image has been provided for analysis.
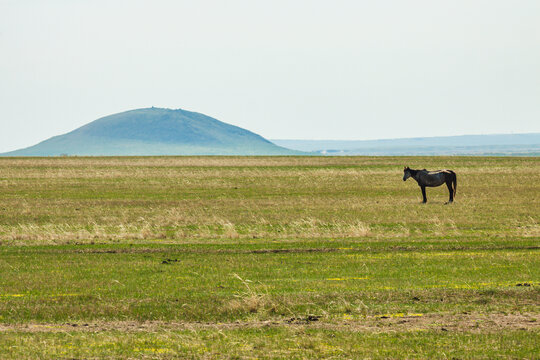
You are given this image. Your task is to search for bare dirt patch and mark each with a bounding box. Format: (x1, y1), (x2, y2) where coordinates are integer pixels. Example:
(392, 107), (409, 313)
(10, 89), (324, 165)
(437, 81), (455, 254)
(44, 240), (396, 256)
(14, 244), (540, 255)
(1, 313), (537, 334)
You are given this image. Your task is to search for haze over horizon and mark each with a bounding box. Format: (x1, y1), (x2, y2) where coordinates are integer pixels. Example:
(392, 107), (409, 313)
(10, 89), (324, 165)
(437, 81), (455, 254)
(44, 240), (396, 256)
(1, 1), (539, 153)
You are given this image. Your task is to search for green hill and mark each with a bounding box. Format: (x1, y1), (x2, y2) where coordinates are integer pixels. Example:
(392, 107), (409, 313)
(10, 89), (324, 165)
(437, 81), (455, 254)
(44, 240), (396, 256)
(2, 108), (299, 156)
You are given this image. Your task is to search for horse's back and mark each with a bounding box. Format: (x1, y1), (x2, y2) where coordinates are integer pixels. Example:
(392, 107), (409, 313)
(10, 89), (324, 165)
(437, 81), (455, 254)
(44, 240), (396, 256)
(427, 169), (453, 175)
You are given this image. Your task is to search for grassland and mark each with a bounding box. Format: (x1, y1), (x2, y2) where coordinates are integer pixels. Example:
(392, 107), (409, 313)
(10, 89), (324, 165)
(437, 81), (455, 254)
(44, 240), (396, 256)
(0, 156), (538, 359)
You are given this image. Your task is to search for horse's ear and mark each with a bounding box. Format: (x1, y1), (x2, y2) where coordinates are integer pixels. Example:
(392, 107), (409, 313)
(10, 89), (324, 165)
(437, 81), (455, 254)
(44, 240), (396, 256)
(403, 166), (406, 170)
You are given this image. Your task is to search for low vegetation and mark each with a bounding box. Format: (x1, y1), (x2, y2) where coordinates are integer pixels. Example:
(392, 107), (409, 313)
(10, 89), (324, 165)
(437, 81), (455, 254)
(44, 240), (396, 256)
(0, 156), (538, 358)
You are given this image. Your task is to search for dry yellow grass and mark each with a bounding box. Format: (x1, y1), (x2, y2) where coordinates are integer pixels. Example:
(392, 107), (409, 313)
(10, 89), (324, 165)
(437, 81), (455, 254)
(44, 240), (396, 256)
(0, 156), (538, 244)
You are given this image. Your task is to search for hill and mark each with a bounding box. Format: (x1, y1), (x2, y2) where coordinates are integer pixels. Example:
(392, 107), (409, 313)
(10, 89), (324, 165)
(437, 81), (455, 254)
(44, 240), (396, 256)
(2, 108), (299, 156)
(272, 133), (540, 156)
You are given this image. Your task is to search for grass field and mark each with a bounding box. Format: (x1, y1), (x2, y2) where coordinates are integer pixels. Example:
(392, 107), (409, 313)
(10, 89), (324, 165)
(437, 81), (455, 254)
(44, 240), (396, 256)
(0, 156), (538, 359)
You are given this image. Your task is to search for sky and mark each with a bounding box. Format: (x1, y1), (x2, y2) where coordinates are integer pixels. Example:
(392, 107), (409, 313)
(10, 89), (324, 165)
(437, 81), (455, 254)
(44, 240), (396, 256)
(1, 0), (539, 152)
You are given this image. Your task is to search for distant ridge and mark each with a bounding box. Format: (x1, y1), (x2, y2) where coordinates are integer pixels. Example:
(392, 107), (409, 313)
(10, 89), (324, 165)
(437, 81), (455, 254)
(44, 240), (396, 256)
(2, 108), (300, 156)
(272, 133), (540, 156)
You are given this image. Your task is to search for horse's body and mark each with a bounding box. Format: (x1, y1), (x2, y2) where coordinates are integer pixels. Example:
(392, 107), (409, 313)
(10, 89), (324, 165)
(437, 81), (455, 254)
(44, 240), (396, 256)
(403, 167), (457, 203)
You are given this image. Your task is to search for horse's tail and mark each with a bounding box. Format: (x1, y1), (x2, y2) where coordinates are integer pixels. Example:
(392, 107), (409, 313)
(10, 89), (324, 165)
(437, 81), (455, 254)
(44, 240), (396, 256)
(449, 170), (457, 197)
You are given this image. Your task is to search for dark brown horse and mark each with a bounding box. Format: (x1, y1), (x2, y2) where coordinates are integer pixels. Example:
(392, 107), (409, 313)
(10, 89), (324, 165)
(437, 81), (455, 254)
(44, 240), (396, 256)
(403, 167), (457, 203)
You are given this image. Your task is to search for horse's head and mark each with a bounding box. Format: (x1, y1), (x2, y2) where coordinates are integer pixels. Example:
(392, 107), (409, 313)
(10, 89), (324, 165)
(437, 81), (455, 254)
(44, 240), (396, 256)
(403, 166), (411, 181)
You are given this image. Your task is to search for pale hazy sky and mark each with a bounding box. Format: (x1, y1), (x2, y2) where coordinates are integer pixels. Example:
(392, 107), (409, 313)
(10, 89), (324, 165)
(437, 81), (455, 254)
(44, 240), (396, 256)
(1, 0), (539, 152)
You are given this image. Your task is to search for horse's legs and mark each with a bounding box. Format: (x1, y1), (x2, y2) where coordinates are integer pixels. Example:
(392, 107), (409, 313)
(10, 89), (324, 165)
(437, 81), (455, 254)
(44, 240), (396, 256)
(446, 181), (454, 203)
(421, 186), (427, 203)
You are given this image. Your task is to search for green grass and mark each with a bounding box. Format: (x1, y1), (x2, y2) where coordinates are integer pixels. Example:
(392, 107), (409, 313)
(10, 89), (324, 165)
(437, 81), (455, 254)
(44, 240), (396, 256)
(0, 245), (538, 323)
(0, 156), (538, 358)
(1, 329), (538, 359)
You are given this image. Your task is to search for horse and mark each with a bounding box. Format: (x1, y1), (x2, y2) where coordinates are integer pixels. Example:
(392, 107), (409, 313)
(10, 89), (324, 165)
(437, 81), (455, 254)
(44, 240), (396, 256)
(403, 167), (457, 203)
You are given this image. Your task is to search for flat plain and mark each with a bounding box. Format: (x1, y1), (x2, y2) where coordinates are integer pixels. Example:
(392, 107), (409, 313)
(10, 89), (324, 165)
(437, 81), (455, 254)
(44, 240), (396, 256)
(0, 156), (538, 359)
